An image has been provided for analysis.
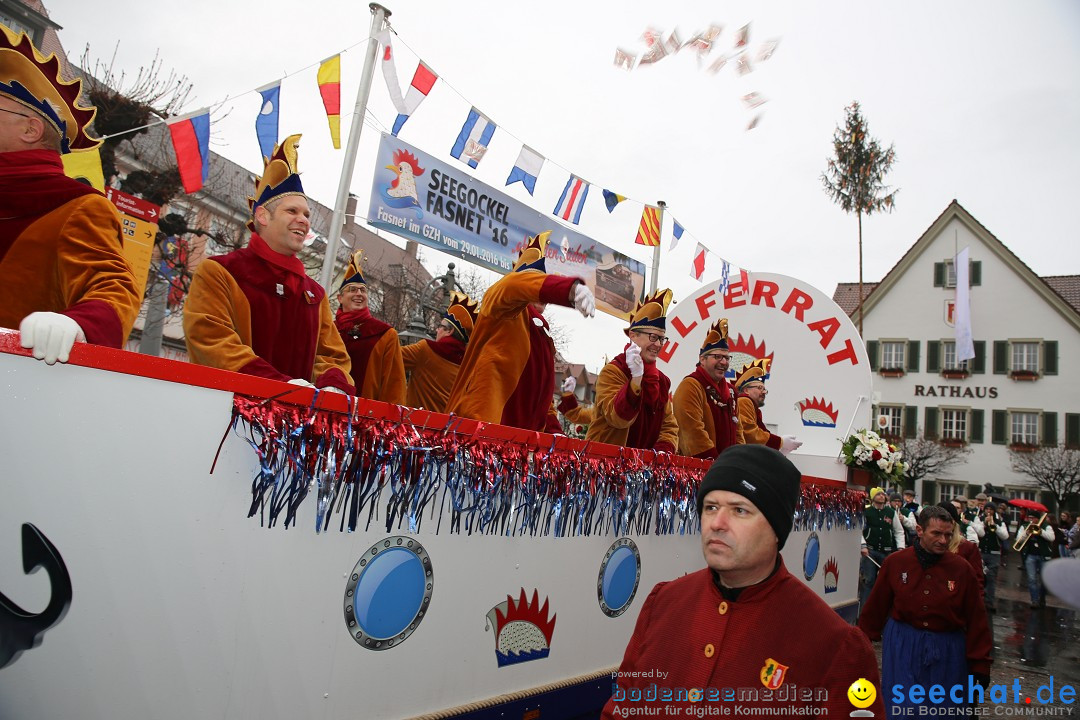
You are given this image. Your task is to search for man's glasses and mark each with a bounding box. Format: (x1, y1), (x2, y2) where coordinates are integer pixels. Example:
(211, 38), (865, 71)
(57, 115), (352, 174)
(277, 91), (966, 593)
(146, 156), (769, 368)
(632, 331), (667, 344)
(702, 353), (731, 361)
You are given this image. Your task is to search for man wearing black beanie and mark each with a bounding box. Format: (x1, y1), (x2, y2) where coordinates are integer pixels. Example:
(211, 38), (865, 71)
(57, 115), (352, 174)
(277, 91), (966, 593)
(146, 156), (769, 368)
(603, 445), (883, 718)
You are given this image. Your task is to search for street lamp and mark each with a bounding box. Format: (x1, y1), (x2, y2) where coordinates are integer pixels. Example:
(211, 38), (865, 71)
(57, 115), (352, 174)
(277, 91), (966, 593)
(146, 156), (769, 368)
(398, 262), (459, 346)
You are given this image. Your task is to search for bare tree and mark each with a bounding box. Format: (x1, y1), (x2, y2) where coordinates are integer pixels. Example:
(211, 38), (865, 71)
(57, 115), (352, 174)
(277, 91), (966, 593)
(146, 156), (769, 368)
(900, 432), (972, 490)
(1009, 444), (1080, 508)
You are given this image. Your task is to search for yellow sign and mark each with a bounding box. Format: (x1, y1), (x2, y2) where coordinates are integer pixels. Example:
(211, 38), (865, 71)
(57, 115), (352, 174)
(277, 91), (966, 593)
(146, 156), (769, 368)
(119, 214), (157, 303)
(60, 147), (106, 190)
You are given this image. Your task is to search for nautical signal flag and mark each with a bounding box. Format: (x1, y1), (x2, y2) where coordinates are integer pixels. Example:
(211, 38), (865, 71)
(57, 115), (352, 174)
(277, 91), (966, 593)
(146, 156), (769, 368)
(61, 147), (105, 191)
(167, 110), (211, 194)
(255, 82), (280, 161)
(317, 54), (342, 149)
(451, 107), (496, 168)
(691, 243), (708, 280)
(506, 145), (544, 195)
(671, 221), (685, 250)
(602, 189), (626, 213)
(553, 175), (589, 225)
(634, 205), (661, 246)
(378, 30), (438, 137)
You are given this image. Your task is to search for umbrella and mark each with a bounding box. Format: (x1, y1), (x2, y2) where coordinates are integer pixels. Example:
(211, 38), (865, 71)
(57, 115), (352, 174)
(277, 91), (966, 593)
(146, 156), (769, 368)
(1008, 498), (1048, 514)
(988, 493), (1011, 506)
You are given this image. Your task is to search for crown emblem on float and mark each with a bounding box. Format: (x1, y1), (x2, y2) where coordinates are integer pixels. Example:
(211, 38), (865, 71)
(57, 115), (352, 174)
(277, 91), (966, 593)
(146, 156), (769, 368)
(725, 334), (773, 379)
(484, 588), (557, 667)
(823, 557), (839, 593)
(797, 397), (839, 428)
(0, 26), (100, 153)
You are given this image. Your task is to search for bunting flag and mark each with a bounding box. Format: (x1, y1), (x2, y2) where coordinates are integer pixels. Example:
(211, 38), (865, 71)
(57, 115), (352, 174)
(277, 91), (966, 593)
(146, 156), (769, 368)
(255, 82), (280, 161)
(602, 189), (626, 213)
(719, 260), (731, 295)
(378, 30), (438, 136)
(167, 110), (211, 194)
(954, 246), (976, 362)
(505, 145), (544, 194)
(450, 107), (496, 168)
(61, 147), (105, 191)
(317, 55), (342, 149)
(691, 243), (708, 280)
(671, 221), (685, 250)
(634, 205), (661, 246)
(553, 175), (589, 225)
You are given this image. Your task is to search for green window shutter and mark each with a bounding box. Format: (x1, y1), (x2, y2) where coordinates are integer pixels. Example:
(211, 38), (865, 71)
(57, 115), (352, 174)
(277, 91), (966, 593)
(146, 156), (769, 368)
(925, 407), (939, 440)
(907, 340), (920, 373)
(992, 410), (1007, 444)
(904, 406), (918, 438)
(922, 480), (937, 505)
(1042, 412), (1058, 447)
(993, 341), (1008, 374)
(1043, 341), (1058, 375)
(972, 341), (986, 374)
(933, 262), (944, 287)
(926, 341), (941, 373)
(970, 409), (984, 444)
(867, 340), (879, 371)
(970, 261), (982, 286)
(1066, 413), (1080, 449)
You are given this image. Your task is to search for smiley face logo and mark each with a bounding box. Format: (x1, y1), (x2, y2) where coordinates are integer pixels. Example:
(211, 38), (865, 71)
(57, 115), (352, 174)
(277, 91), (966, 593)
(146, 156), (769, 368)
(847, 678), (877, 709)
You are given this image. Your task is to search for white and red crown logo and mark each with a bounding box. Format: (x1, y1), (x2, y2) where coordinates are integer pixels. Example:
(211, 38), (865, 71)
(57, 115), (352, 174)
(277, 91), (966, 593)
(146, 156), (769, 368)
(823, 557), (839, 593)
(725, 334), (773, 379)
(797, 397), (839, 428)
(484, 588), (556, 667)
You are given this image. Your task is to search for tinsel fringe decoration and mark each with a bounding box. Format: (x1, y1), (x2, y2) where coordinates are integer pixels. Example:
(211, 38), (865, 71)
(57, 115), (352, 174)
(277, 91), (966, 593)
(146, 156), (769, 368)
(225, 394), (866, 537)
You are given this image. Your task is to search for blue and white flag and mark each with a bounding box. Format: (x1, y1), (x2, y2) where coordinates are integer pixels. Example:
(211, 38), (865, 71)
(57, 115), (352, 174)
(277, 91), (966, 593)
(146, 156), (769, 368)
(671, 221), (685, 250)
(450, 107), (496, 168)
(255, 82), (280, 161)
(505, 145), (544, 195)
(553, 175), (590, 225)
(719, 260), (731, 295)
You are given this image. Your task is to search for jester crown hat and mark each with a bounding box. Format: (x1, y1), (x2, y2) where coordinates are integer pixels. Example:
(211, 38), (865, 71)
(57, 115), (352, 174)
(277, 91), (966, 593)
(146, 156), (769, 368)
(513, 231), (550, 273)
(247, 133), (305, 228)
(0, 26), (99, 153)
(700, 318), (730, 355)
(338, 251), (366, 293)
(442, 292), (480, 342)
(624, 288), (673, 336)
(735, 358), (772, 390)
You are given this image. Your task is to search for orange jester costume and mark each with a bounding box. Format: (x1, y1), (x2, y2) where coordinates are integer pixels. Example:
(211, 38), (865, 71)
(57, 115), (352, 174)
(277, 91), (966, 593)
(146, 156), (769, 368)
(672, 318), (743, 459)
(735, 360), (783, 450)
(401, 292), (478, 412)
(0, 27), (139, 351)
(445, 232), (587, 432)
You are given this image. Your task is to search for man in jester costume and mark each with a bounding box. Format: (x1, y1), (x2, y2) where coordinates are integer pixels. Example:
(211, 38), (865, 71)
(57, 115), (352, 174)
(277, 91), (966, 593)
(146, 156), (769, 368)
(400, 291), (479, 413)
(183, 134), (353, 393)
(672, 317), (743, 459)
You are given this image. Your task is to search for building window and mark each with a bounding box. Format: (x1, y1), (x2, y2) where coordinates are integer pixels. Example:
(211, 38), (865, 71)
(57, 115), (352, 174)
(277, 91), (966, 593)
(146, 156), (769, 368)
(877, 406), (904, 438)
(938, 482), (966, 505)
(1010, 412), (1039, 446)
(942, 409), (967, 443)
(1011, 342), (1039, 373)
(942, 341), (969, 374)
(881, 341), (906, 372)
(943, 260), (957, 289)
(994, 340), (1058, 378)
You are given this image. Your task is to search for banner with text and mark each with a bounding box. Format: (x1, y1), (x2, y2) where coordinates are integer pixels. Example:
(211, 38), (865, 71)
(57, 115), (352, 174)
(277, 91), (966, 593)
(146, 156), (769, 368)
(367, 134), (645, 319)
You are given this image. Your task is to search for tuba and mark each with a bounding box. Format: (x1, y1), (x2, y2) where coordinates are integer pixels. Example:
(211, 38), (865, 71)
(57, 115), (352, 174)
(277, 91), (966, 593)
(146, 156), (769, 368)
(1013, 512), (1048, 552)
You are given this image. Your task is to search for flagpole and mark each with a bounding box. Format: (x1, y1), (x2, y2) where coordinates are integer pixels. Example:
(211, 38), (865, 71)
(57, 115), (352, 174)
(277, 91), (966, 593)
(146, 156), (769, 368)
(650, 200), (665, 295)
(319, 3), (392, 294)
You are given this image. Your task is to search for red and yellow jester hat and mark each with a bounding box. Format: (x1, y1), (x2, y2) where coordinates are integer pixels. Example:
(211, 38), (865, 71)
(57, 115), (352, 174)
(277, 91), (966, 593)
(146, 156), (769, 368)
(0, 26), (99, 153)
(625, 288), (673, 337)
(442, 292), (480, 342)
(337, 251), (366, 294)
(247, 133), (305, 230)
(734, 358), (772, 391)
(700, 318), (730, 355)
(513, 231), (550, 273)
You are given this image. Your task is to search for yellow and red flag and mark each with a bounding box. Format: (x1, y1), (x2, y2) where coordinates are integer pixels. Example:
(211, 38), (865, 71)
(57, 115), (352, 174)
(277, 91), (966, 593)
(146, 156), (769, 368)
(634, 204), (660, 246)
(317, 54), (341, 149)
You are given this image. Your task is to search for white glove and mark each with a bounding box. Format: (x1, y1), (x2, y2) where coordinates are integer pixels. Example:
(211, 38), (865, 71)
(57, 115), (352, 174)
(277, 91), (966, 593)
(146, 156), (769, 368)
(19, 312), (86, 365)
(780, 435), (803, 455)
(287, 378), (315, 388)
(562, 376), (576, 394)
(573, 283), (596, 318)
(322, 386), (347, 395)
(624, 343), (645, 379)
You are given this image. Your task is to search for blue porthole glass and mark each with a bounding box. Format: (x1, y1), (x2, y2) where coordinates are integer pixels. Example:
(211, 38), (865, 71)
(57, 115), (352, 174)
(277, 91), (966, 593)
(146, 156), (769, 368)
(598, 538), (640, 617)
(344, 536), (432, 650)
(803, 532), (820, 581)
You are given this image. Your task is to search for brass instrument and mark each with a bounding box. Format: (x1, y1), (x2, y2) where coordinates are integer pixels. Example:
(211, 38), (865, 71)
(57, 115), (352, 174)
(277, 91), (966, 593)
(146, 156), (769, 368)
(1013, 512), (1048, 552)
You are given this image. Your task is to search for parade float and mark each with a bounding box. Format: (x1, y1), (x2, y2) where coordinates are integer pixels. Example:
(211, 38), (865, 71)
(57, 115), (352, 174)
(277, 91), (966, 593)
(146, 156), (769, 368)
(0, 268), (871, 720)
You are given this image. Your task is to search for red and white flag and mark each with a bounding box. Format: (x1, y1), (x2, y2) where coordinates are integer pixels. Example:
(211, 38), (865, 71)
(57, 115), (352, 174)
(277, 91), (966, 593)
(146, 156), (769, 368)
(691, 243), (708, 280)
(378, 29), (438, 136)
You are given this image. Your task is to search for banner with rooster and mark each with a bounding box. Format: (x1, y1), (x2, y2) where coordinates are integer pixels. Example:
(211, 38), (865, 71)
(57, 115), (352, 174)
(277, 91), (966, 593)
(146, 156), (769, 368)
(368, 134), (646, 320)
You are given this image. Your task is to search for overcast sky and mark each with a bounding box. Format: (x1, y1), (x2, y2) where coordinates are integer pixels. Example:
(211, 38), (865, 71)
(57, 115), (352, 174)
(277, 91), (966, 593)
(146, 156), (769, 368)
(49, 0), (1080, 371)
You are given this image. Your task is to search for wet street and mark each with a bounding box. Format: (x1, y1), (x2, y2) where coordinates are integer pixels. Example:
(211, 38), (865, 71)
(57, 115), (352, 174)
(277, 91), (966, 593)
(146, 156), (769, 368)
(872, 555), (1080, 711)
